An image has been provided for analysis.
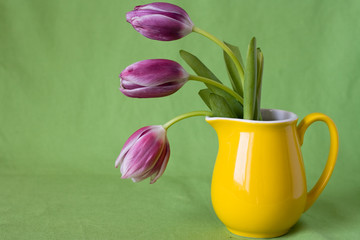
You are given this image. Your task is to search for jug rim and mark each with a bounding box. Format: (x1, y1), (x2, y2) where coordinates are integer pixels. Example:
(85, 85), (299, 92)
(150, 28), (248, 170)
(206, 109), (298, 124)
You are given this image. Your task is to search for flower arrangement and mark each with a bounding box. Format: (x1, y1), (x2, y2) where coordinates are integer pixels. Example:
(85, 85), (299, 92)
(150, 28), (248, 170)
(116, 2), (264, 183)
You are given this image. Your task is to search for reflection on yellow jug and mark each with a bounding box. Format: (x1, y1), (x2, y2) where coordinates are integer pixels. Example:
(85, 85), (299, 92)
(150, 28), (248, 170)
(206, 109), (338, 238)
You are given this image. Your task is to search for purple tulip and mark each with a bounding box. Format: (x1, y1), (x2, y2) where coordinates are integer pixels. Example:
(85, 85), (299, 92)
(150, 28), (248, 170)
(115, 125), (170, 184)
(126, 2), (194, 41)
(119, 59), (189, 98)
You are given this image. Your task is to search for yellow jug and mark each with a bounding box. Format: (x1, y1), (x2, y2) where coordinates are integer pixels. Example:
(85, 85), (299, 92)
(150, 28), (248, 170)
(206, 109), (338, 238)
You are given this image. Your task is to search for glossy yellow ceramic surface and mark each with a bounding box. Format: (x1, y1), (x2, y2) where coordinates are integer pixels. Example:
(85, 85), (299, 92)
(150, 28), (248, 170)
(206, 109), (338, 238)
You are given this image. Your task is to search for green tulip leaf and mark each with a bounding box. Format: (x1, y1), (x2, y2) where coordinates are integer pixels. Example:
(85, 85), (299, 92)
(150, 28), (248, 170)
(209, 93), (237, 118)
(244, 37), (257, 120)
(180, 49), (243, 118)
(198, 89), (212, 110)
(225, 94), (243, 118)
(223, 41), (244, 96)
(254, 48), (264, 120)
(180, 50), (221, 84)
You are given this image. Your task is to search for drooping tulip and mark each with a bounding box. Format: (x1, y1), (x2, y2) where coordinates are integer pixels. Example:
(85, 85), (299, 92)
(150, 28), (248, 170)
(115, 125), (170, 184)
(126, 2), (194, 41)
(119, 59), (189, 98)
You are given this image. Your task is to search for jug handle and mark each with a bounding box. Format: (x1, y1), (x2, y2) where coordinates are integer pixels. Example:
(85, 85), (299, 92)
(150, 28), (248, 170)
(297, 113), (339, 212)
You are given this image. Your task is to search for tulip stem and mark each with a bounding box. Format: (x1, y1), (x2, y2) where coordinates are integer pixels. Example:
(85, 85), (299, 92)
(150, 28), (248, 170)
(163, 111), (213, 130)
(192, 26), (245, 88)
(189, 75), (244, 104)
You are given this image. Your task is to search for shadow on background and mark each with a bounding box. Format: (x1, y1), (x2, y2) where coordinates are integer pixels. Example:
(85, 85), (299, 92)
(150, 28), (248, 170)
(287, 186), (360, 238)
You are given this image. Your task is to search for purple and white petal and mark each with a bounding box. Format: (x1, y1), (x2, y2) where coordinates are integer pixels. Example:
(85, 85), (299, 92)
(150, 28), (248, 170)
(120, 126), (166, 178)
(115, 126), (152, 168)
(150, 141), (170, 184)
(126, 2), (194, 41)
(120, 59), (188, 86)
(119, 59), (189, 98)
(115, 125), (171, 184)
(134, 2), (190, 18)
(120, 83), (185, 98)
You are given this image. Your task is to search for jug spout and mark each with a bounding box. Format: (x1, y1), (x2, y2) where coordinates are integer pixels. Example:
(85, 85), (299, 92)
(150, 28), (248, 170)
(205, 116), (248, 138)
(205, 117), (226, 134)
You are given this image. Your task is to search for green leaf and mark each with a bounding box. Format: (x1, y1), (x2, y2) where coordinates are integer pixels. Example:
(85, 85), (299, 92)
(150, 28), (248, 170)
(223, 42), (244, 96)
(180, 49), (243, 118)
(209, 93), (237, 118)
(225, 95), (243, 118)
(198, 89), (212, 110)
(244, 37), (257, 120)
(225, 42), (245, 68)
(180, 50), (221, 84)
(254, 48), (264, 120)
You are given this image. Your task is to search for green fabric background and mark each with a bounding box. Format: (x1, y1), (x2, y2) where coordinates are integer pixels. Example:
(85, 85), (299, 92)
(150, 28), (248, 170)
(1, 0), (359, 239)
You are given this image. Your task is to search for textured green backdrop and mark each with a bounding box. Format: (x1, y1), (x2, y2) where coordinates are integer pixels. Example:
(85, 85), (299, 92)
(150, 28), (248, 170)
(1, 0), (359, 239)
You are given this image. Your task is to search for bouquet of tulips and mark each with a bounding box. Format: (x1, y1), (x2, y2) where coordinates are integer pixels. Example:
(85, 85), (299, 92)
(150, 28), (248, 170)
(116, 2), (264, 183)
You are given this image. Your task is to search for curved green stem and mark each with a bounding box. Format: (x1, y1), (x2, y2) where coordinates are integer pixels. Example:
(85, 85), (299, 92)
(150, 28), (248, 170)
(192, 26), (245, 86)
(189, 75), (243, 104)
(163, 111), (213, 130)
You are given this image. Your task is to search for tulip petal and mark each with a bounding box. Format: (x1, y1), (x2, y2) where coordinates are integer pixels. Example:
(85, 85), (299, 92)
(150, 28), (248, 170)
(115, 126), (152, 168)
(120, 126), (166, 178)
(116, 125), (171, 184)
(119, 59), (189, 98)
(120, 59), (188, 87)
(130, 150), (163, 183)
(120, 82), (185, 98)
(120, 80), (142, 90)
(129, 13), (192, 41)
(130, 138), (169, 184)
(135, 3), (190, 22)
(150, 141), (170, 184)
(127, 9), (191, 27)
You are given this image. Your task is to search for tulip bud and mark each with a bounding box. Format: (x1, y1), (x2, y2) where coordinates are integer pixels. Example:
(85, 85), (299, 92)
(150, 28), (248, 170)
(115, 125), (170, 184)
(119, 59), (189, 98)
(126, 2), (194, 41)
